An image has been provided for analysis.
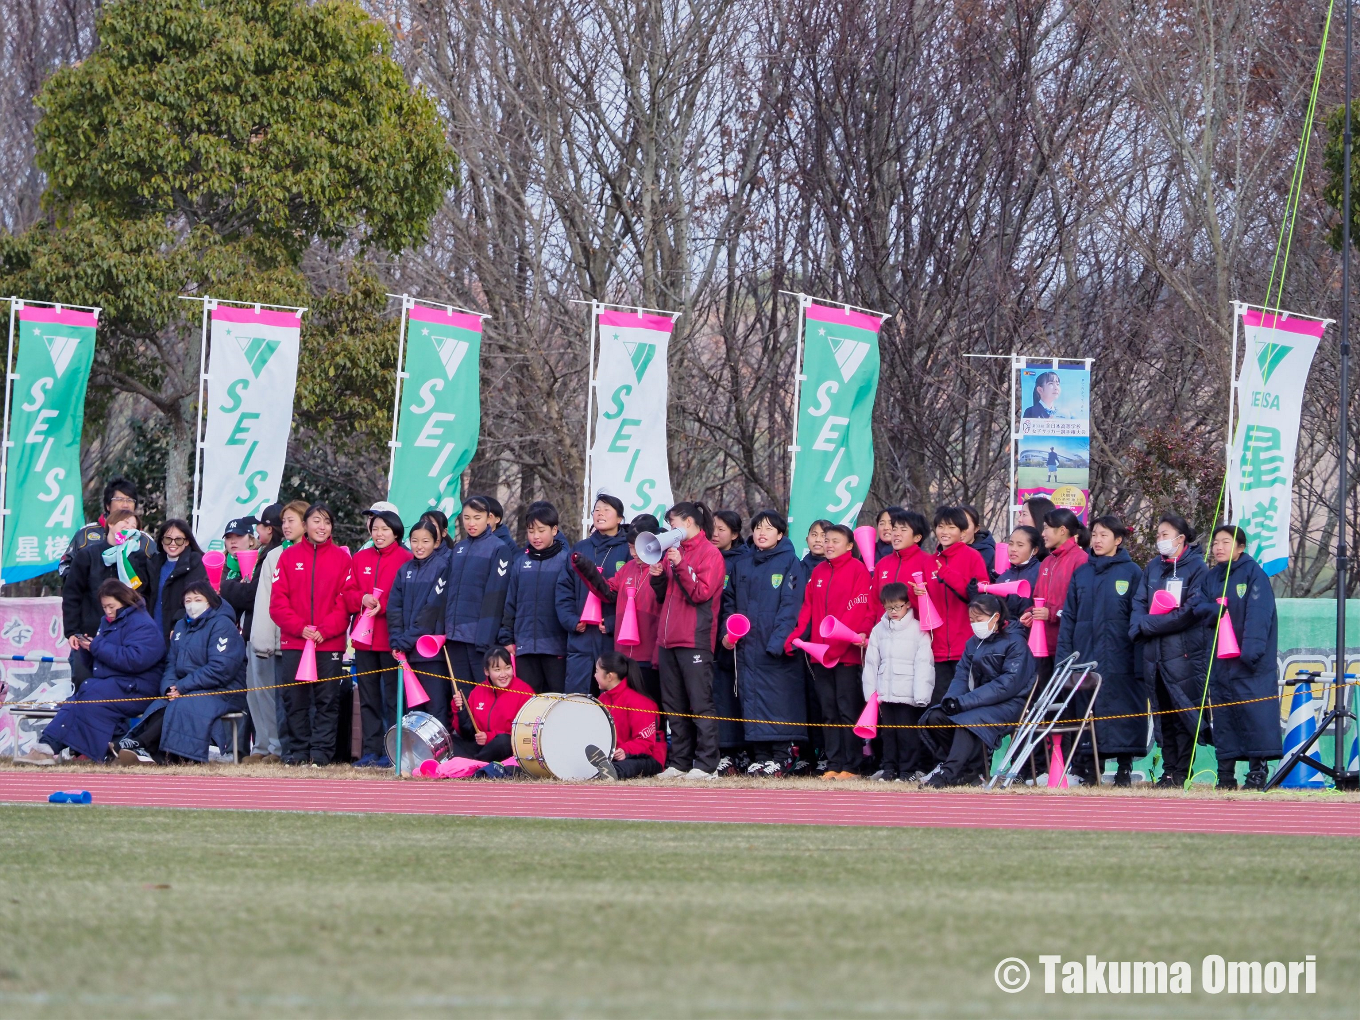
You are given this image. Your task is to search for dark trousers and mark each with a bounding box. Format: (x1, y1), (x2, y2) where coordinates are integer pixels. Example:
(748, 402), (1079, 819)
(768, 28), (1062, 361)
(566, 649), (597, 695)
(810, 661), (865, 772)
(274, 656), (293, 760)
(127, 707), (167, 761)
(408, 657), (454, 732)
(280, 648), (345, 765)
(878, 701), (923, 777)
(353, 649), (397, 757)
(615, 753), (664, 779)
(931, 660), (958, 706)
(448, 731), (513, 763)
(919, 707), (987, 784)
(517, 653), (566, 694)
(658, 645), (718, 773)
(802, 656), (824, 763)
(1155, 671), (1196, 780)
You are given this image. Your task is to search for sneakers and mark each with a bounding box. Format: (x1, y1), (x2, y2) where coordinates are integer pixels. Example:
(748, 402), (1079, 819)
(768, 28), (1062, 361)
(373, 756), (392, 770)
(12, 745), (56, 766)
(788, 758), (813, 777)
(243, 752), (269, 764)
(1243, 768), (1269, 791)
(746, 759), (786, 778)
(686, 767), (718, 780)
(586, 744), (618, 781)
(1113, 765), (1133, 788)
(905, 770), (927, 783)
(715, 756), (740, 777)
(352, 753), (380, 768)
(657, 766), (687, 779)
(115, 741), (155, 766)
(918, 764), (944, 786)
(874, 771), (898, 782)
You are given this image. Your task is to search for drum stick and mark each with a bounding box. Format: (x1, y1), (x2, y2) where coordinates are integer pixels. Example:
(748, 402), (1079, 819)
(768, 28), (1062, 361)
(444, 646), (484, 738)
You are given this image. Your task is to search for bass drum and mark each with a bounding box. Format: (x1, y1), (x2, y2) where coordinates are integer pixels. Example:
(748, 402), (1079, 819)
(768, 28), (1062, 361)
(384, 710), (452, 776)
(512, 693), (616, 779)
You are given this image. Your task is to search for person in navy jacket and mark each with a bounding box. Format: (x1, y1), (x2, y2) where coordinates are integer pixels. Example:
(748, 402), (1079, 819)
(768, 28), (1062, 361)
(387, 520), (453, 729)
(711, 509), (749, 770)
(443, 495), (517, 696)
(1196, 525), (1281, 790)
(499, 501), (570, 693)
(1056, 515), (1144, 786)
(975, 526), (1042, 625)
(556, 494), (629, 694)
(722, 510), (805, 775)
(16, 580), (165, 765)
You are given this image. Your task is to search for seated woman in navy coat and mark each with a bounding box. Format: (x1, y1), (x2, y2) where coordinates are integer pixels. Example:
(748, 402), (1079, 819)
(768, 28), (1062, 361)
(114, 581), (247, 764)
(14, 580), (165, 765)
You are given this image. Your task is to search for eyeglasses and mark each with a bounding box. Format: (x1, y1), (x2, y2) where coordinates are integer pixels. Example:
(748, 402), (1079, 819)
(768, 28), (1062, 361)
(163, 535), (188, 547)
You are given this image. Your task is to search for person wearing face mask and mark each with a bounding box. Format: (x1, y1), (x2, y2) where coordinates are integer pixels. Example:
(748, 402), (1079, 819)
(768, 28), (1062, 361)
(557, 494), (630, 695)
(443, 495), (517, 697)
(114, 582), (248, 765)
(1128, 512), (1209, 787)
(14, 581), (166, 766)
(1056, 515), (1144, 786)
(918, 594), (1036, 787)
(1021, 508), (1089, 686)
(498, 501), (571, 695)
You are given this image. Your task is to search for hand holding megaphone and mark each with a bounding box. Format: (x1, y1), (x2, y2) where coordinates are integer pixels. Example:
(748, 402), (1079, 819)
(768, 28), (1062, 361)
(637, 527), (686, 566)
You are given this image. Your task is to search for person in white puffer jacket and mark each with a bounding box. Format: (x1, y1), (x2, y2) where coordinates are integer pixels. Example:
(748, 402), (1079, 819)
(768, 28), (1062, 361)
(862, 582), (935, 780)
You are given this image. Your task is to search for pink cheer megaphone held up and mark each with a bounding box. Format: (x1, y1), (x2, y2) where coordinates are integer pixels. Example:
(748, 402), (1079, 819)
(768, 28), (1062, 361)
(415, 633), (447, 659)
(296, 638), (318, 685)
(725, 613), (751, 642)
(235, 547), (259, 582)
(792, 638), (838, 668)
(979, 578), (1031, 599)
(580, 590), (604, 627)
(616, 586), (641, 647)
(853, 691), (879, 739)
(994, 540), (1010, 576)
(202, 550), (226, 591)
(1027, 598), (1049, 657)
(1149, 589), (1179, 615)
(911, 572), (943, 630)
(853, 525), (878, 567)
(393, 652), (430, 707)
(819, 615), (865, 646)
(1215, 597), (1241, 658)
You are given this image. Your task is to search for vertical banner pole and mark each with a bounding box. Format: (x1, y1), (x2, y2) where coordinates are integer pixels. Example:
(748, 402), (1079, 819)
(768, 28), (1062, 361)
(0, 298), (18, 590)
(387, 295), (412, 491)
(191, 297), (212, 536)
(1009, 354), (1018, 528)
(394, 660), (405, 778)
(787, 295), (810, 520)
(581, 301), (599, 535)
(1338, 0), (1353, 782)
(1227, 301), (1240, 524)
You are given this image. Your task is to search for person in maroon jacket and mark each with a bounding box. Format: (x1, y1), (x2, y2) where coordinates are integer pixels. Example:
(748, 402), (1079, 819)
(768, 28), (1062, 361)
(909, 507), (991, 706)
(1021, 507), (1090, 686)
(342, 508), (413, 767)
(588, 651), (667, 780)
(872, 508), (933, 605)
(785, 524), (876, 778)
(648, 501), (727, 778)
(269, 503), (353, 766)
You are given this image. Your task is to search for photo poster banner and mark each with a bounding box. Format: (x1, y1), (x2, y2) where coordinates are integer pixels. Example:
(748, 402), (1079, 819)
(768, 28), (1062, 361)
(0, 597), (72, 757)
(589, 309), (675, 520)
(387, 304), (483, 524)
(1227, 309), (1324, 576)
(2, 304), (98, 582)
(196, 304), (303, 548)
(1016, 361), (1091, 522)
(787, 301), (884, 552)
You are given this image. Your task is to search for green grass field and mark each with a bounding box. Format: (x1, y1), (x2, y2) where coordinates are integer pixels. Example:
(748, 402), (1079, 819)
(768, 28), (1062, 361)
(1016, 466), (1087, 489)
(1, 806), (1355, 1018)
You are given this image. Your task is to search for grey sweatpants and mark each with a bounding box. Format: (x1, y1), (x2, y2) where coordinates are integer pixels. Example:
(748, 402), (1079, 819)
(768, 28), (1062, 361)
(246, 652), (281, 756)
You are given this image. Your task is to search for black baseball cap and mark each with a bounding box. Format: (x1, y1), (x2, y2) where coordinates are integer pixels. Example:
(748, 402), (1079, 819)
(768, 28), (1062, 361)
(223, 516), (259, 537)
(258, 503), (283, 528)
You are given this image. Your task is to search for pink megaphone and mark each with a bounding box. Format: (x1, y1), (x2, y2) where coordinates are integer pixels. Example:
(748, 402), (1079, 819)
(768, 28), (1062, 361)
(1046, 734), (1069, 789)
(413, 758), (440, 778)
(616, 586), (641, 647)
(792, 638), (838, 668)
(1215, 597), (1240, 658)
(235, 548), (259, 582)
(350, 587), (384, 647)
(202, 550), (226, 591)
(820, 615), (865, 646)
(853, 691), (879, 739)
(911, 572), (943, 630)
(726, 613), (751, 642)
(994, 541), (1010, 576)
(415, 633), (447, 659)
(296, 638), (318, 684)
(1149, 589), (1178, 615)
(393, 652), (430, 707)
(580, 590), (604, 627)
(1028, 598), (1049, 657)
(853, 525), (878, 566)
(979, 578), (1031, 598)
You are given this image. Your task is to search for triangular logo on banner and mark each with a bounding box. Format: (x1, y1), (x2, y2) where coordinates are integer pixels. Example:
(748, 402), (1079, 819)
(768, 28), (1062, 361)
(43, 334), (79, 378)
(432, 334), (470, 380)
(828, 334), (869, 382)
(235, 336), (281, 379)
(622, 341), (656, 382)
(1255, 341), (1292, 385)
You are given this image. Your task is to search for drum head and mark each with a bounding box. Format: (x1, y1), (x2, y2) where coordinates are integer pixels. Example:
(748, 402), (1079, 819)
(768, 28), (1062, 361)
(384, 711), (452, 775)
(539, 697), (615, 779)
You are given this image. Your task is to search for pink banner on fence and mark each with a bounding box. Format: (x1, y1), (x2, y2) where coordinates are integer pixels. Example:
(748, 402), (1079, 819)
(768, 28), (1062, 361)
(0, 597), (72, 757)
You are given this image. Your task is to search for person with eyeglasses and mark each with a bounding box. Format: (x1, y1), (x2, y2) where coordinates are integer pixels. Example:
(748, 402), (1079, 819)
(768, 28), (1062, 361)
(146, 519), (209, 644)
(57, 476), (143, 578)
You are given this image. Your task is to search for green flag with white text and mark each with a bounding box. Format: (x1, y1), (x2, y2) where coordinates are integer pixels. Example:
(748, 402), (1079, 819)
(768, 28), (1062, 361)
(3, 303), (97, 582)
(787, 301), (883, 553)
(388, 304), (483, 523)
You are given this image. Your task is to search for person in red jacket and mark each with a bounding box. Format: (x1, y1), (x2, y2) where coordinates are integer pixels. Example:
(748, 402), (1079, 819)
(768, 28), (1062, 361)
(588, 651), (666, 779)
(342, 507), (413, 767)
(873, 508), (933, 606)
(647, 501), (727, 778)
(785, 524), (875, 778)
(269, 503), (353, 766)
(909, 506), (991, 706)
(450, 645), (534, 761)
(1021, 506), (1090, 685)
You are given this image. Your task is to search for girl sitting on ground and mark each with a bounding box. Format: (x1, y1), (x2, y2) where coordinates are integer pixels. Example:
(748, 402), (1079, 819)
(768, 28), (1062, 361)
(450, 645), (534, 762)
(588, 651), (667, 780)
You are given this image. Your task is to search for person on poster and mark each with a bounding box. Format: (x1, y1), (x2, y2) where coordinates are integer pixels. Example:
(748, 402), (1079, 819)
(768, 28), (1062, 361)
(1022, 371), (1064, 419)
(1045, 446), (1059, 484)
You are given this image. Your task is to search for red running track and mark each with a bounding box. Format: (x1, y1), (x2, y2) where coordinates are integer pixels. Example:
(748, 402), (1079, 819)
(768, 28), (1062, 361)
(1, 772), (1356, 836)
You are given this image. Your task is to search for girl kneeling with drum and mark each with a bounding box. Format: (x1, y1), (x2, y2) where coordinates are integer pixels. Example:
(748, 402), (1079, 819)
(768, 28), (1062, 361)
(451, 646), (534, 761)
(589, 651), (667, 780)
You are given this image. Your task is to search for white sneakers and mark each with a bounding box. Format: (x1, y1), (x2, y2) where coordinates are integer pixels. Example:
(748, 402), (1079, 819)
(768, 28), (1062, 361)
(12, 743), (57, 766)
(656, 766), (719, 780)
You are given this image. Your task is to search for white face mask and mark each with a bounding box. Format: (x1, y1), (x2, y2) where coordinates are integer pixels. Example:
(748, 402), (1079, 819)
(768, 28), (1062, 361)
(1155, 538), (1179, 558)
(971, 618), (995, 640)
(184, 600), (209, 619)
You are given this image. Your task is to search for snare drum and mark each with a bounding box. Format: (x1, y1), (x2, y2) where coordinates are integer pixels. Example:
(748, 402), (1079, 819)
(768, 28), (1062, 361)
(511, 693), (616, 779)
(384, 711), (453, 776)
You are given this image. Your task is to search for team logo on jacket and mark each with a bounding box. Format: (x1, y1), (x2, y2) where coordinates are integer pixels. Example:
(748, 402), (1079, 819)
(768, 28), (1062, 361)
(771, 573), (784, 588)
(363, 566), (372, 575)
(521, 560), (533, 570)
(1237, 583), (1247, 597)
(614, 560), (625, 571)
(294, 562), (304, 570)
(216, 637), (229, 651)
(1114, 579), (1128, 595)
(497, 559), (508, 576)
(435, 578), (446, 594)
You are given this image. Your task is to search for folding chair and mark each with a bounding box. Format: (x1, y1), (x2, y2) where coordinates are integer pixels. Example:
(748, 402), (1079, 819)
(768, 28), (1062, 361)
(987, 653), (1103, 789)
